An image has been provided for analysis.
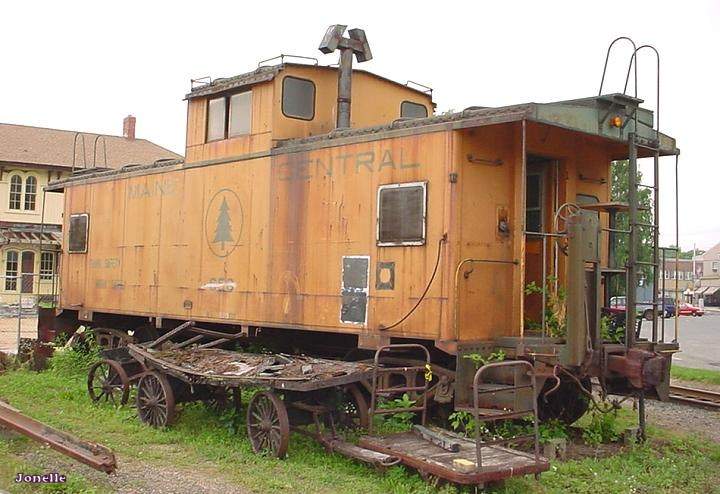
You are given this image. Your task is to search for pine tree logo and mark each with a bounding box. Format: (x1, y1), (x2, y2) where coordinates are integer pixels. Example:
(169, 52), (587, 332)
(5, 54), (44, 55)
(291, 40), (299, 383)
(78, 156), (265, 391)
(213, 197), (234, 249)
(205, 189), (243, 257)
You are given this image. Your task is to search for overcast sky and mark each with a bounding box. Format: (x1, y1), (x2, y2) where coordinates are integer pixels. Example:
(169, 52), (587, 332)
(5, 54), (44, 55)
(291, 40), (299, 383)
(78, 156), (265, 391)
(1, 0), (718, 250)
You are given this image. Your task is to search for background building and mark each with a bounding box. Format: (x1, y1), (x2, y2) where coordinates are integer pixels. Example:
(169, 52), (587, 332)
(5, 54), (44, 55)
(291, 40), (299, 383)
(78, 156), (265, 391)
(694, 241), (720, 306)
(0, 117), (181, 309)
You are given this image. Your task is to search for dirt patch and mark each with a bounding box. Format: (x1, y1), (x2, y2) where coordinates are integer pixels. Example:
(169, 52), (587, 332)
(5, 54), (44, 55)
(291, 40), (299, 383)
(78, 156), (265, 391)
(563, 427), (626, 461)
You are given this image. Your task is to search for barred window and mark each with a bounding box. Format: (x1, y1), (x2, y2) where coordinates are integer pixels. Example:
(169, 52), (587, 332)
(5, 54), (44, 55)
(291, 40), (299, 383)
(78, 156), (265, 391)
(24, 176), (37, 211)
(377, 182), (427, 246)
(5, 251), (18, 291)
(9, 175), (22, 210)
(40, 252), (55, 280)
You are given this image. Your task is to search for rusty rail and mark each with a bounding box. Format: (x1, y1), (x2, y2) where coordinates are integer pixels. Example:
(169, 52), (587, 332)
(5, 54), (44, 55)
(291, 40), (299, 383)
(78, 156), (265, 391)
(0, 400), (116, 473)
(668, 384), (720, 410)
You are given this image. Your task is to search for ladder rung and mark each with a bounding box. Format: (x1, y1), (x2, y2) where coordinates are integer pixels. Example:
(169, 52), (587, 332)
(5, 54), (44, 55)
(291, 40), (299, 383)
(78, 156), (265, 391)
(375, 366), (425, 373)
(635, 261), (658, 266)
(475, 384), (534, 394)
(372, 406), (426, 415)
(637, 184), (658, 189)
(633, 222), (658, 229)
(375, 386), (426, 394)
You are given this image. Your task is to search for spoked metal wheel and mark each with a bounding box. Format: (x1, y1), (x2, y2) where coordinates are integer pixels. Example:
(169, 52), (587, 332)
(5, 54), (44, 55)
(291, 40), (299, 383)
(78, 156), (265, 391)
(333, 384), (369, 430)
(87, 359), (130, 405)
(136, 371), (176, 427)
(247, 391), (290, 459)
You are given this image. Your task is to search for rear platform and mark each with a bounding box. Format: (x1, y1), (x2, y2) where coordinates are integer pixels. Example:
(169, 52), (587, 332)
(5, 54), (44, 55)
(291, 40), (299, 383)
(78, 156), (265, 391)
(360, 431), (549, 485)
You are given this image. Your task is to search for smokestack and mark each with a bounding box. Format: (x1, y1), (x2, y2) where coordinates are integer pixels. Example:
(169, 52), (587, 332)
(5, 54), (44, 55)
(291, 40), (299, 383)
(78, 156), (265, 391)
(123, 115), (136, 140)
(319, 25), (372, 129)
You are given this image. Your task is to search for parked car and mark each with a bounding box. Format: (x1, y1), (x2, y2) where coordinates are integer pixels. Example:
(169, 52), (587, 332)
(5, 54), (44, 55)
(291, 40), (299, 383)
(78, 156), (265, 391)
(606, 296), (674, 320)
(677, 303), (704, 317)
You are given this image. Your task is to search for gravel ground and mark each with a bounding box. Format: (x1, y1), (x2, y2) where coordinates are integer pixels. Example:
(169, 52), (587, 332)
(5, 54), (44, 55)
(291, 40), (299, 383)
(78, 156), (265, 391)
(618, 380), (720, 443)
(18, 444), (249, 494)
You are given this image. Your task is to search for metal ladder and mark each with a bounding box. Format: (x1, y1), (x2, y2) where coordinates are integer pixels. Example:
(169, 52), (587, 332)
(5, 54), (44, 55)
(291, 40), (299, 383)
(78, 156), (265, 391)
(368, 344), (430, 435)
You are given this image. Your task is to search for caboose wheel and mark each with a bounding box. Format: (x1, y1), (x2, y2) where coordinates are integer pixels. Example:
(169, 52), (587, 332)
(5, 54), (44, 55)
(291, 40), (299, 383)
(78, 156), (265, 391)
(136, 371), (176, 427)
(87, 359), (130, 405)
(247, 391), (290, 459)
(538, 377), (591, 424)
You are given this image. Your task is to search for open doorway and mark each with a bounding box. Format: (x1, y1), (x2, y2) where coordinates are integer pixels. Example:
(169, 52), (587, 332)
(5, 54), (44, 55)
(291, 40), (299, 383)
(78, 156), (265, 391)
(524, 155), (561, 333)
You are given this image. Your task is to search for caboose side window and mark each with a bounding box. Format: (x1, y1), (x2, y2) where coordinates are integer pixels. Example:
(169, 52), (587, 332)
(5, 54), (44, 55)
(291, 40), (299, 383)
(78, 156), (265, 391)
(400, 101), (428, 119)
(282, 76), (315, 120)
(68, 213), (89, 254)
(377, 182), (427, 246)
(207, 97), (226, 142)
(229, 91), (252, 137)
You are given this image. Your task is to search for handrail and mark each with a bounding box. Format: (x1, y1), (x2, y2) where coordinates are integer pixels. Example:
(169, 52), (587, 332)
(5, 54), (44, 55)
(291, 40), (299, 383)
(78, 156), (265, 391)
(472, 360), (540, 471)
(598, 37), (638, 97)
(624, 45), (661, 135)
(453, 259), (518, 340)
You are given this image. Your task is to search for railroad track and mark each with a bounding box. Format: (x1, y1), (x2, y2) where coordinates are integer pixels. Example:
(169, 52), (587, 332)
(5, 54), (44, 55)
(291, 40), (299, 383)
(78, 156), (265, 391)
(668, 384), (720, 410)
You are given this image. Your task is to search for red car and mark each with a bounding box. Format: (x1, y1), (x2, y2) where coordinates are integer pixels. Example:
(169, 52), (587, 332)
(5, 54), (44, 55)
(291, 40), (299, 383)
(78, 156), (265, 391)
(678, 303), (704, 317)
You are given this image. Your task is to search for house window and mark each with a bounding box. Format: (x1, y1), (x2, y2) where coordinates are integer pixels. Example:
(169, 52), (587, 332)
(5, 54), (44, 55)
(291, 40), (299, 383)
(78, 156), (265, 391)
(713, 261), (719, 272)
(24, 176), (37, 211)
(377, 182), (427, 246)
(206, 97), (227, 142)
(282, 77), (315, 120)
(525, 173), (543, 233)
(9, 175), (22, 210)
(68, 213), (89, 253)
(228, 91), (252, 137)
(40, 252), (55, 280)
(400, 101), (428, 119)
(5, 250), (18, 291)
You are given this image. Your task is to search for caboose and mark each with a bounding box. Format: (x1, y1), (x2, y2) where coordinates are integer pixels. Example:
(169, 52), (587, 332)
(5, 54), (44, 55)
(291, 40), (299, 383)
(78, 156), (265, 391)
(45, 27), (678, 436)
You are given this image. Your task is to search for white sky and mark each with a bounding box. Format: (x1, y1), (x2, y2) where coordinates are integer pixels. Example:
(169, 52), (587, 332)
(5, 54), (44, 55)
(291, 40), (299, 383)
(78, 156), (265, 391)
(1, 0), (718, 250)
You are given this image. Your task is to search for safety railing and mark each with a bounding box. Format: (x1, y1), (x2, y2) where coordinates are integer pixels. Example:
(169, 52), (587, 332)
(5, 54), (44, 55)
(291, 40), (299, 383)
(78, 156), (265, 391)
(368, 344), (430, 435)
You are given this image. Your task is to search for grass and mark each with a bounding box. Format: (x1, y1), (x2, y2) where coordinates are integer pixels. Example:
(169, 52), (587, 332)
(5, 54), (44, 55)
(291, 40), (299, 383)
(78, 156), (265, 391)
(0, 353), (719, 493)
(671, 365), (720, 386)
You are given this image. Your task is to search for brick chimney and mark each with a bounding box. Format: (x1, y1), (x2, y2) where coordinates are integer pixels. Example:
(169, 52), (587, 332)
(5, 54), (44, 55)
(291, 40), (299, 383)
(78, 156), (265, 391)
(123, 115), (136, 140)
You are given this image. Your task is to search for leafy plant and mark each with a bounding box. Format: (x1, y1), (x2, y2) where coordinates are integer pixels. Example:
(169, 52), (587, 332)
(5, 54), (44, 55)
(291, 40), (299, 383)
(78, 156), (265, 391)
(377, 393), (416, 429)
(582, 409), (620, 446)
(600, 314), (624, 343)
(462, 349), (506, 370)
(525, 275), (566, 338)
(448, 410), (490, 437)
(48, 328), (99, 376)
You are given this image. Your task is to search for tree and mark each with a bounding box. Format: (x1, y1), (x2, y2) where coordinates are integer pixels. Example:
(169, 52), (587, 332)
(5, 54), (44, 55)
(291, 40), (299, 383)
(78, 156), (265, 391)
(213, 197), (234, 249)
(666, 245), (704, 260)
(610, 160), (654, 295)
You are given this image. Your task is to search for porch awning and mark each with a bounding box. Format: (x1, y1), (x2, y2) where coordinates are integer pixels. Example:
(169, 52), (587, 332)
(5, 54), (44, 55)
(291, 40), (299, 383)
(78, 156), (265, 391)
(0, 226), (61, 246)
(703, 286), (720, 296)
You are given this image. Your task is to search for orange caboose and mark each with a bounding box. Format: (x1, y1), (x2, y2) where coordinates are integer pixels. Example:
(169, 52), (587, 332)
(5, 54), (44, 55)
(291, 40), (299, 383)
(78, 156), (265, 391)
(46, 30), (679, 426)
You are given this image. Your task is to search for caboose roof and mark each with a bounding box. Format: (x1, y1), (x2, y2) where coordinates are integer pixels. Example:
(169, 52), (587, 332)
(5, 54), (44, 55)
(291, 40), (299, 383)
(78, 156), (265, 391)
(185, 62), (432, 101)
(46, 94), (677, 192)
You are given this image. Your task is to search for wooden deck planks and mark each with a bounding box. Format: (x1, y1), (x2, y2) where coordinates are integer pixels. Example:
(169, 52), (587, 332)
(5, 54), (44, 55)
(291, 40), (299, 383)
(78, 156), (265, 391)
(360, 432), (549, 484)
